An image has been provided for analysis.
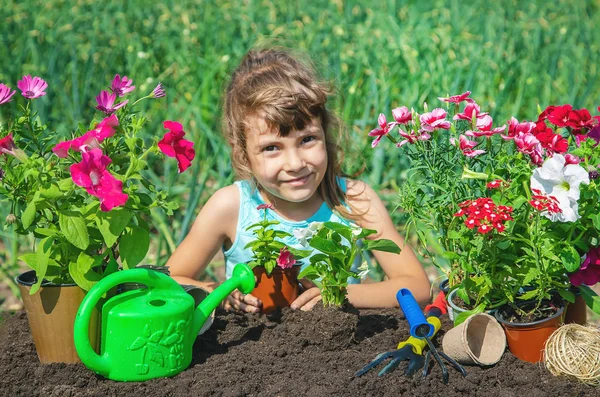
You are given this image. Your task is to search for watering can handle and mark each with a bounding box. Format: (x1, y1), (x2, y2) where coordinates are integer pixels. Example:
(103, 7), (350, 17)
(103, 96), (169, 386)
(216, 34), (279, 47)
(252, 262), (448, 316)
(74, 268), (181, 376)
(397, 288), (434, 339)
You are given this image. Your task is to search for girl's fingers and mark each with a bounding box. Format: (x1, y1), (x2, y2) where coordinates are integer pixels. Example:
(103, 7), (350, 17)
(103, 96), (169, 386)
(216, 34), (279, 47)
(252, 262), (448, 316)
(301, 294), (322, 311)
(290, 287), (321, 310)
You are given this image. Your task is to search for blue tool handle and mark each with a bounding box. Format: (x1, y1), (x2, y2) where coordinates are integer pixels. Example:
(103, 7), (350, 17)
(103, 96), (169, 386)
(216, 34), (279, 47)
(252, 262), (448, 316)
(397, 288), (434, 339)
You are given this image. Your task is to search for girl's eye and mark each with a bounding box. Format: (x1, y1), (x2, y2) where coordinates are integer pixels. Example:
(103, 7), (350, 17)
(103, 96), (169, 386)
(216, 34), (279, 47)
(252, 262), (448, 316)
(302, 136), (316, 144)
(263, 145), (278, 152)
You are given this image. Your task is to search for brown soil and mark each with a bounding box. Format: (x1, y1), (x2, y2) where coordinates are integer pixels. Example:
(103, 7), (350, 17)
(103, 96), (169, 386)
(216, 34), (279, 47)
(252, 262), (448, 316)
(1, 305), (598, 397)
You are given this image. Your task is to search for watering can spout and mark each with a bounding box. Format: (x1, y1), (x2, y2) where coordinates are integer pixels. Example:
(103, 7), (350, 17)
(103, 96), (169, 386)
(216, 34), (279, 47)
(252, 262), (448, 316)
(192, 263), (255, 335)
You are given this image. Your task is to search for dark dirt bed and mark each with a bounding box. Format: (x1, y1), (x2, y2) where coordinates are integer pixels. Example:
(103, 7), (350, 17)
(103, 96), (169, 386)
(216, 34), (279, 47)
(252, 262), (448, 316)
(1, 305), (598, 397)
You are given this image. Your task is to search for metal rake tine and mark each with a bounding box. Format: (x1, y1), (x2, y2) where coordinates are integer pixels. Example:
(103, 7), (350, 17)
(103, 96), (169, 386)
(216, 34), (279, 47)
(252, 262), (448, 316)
(422, 350), (431, 377)
(405, 355), (424, 377)
(438, 350), (467, 378)
(377, 357), (402, 377)
(424, 337), (449, 384)
(354, 352), (389, 377)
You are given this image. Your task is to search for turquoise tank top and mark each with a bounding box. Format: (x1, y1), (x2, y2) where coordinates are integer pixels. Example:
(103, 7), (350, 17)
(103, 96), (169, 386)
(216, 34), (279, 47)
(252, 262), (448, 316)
(222, 179), (361, 283)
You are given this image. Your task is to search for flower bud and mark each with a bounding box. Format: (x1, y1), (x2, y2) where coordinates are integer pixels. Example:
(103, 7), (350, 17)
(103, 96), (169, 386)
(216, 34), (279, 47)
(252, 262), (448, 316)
(5, 214), (16, 224)
(589, 170), (599, 180)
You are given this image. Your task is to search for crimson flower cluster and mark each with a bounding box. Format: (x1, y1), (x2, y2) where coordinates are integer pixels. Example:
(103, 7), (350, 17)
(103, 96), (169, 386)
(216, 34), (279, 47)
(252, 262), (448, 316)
(453, 198), (514, 234)
(529, 189), (562, 214)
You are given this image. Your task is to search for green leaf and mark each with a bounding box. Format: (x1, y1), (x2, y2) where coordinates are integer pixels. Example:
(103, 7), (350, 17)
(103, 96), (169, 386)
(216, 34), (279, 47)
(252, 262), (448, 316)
(517, 288), (539, 300)
(298, 266), (320, 280)
(323, 222), (352, 242)
(286, 247), (312, 259)
(95, 208), (133, 247)
(68, 253), (102, 291)
(362, 239), (401, 254)
(453, 303), (486, 327)
(558, 289), (575, 304)
(447, 230), (461, 239)
(560, 245), (581, 273)
(22, 200), (37, 229)
(580, 285), (600, 315)
(511, 196), (529, 210)
(59, 212), (89, 250)
(120, 226), (150, 269)
(591, 213), (600, 231)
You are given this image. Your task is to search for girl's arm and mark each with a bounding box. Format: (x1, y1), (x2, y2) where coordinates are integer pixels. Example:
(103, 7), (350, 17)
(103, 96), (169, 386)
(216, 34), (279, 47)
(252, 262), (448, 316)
(167, 185), (239, 291)
(345, 180), (430, 307)
(167, 184), (262, 313)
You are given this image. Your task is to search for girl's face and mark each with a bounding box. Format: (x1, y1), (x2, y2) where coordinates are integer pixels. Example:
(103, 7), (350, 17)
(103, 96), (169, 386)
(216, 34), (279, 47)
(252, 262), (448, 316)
(245, 114), (328, 208)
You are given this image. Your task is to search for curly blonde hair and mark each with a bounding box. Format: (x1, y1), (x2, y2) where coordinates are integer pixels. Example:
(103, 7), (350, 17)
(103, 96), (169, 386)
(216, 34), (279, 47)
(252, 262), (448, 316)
(223, 48), (359, 219)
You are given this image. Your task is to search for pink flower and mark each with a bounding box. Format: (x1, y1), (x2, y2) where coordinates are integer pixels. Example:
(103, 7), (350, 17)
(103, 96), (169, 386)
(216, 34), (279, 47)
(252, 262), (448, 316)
(564, 154), (580, 165)
(52, 115), (119, 158)
(17, 75), (47, 99)
(453, 102), (488, 122)
(420, 108), (451, 132)
(0, 84), (16, 105)
(70, 148), (128, 212)
(368, 113), (394, 148)
(95, 90), (128, 115)
(257, 204), (274, 210)
(514, 132), (544, 165)
(502, 117), (536, 140)
(465, 115), (507, 138)
(450, 135), (485, 157)
(569, 247), (600, 286)
(0, 134), (27, 161)
(276, 247), (296, 269)
(150, 83), (166, 99)
(110, 74), (135, 97)
(158, 121), (196, 173)
(438, 91), (475, 104)
(392, 106), (412, 124)
(396, 129), (431, 147)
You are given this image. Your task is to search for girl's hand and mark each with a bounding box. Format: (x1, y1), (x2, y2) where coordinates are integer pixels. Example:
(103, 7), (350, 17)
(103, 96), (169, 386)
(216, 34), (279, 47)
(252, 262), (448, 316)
(291, 279), (322, 311)
(222, 290), (262, 313)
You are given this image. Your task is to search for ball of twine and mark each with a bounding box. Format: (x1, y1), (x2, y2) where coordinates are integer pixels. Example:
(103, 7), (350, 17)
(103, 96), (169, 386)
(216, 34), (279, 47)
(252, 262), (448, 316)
(543, 324), (600, 386)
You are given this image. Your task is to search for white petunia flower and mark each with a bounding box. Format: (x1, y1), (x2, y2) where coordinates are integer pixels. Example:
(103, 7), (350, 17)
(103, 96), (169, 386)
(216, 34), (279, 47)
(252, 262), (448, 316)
(530, 154), (590, 222)
(357, 261), (370, 279)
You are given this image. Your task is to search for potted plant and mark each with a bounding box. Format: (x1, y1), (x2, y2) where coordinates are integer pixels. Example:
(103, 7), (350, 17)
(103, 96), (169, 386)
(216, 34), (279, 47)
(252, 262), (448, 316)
(0, 74), (194, 362)
(244, 204), (310, 313)
(368, 93), (600, 362)
(298, 221), (401, 307)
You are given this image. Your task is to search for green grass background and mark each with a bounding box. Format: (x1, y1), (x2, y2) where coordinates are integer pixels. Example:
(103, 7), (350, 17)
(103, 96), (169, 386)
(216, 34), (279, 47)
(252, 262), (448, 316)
(1, 0), (599, 285)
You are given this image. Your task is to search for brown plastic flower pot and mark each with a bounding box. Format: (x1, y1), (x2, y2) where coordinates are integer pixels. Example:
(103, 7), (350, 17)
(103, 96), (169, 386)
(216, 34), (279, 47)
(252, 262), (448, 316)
(16, 270), (101, 363)
(564, 290), (587, 325)
(252, 266), (300, 313)
(494, 304), (564, 363)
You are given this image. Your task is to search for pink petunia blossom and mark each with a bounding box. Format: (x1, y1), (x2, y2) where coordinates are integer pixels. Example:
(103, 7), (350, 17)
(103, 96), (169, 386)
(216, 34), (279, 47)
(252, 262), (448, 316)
(569, 247), (600, 286)
(158, 121), (196, 173)
(69, 148), (128, 212)
(450, 135), (486, 157)
(257, 204), (274, 210)
(501, 117), (536, 140)
(0, 134), (27, 161)
(391, 106), (412, 124)
(420, 108), (451, 132)
(150, 82), (166, 99)
(368, 113), (395, 148)
(95, 90), (128, 115)
(514, 132), (544, 165)
(453, 102), (488, 122)
(276, 247), (296, 269)
(0, 84), (16, 105)
(52, 115), (119, 158)
(17, 75), (47, 99)
(110, 74), (135, 97)
(438, 91), (475, 104)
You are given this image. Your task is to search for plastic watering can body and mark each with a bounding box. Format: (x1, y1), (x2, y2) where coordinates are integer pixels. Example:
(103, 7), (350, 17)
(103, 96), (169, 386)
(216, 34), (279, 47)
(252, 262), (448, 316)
(74, 264), (254, 382)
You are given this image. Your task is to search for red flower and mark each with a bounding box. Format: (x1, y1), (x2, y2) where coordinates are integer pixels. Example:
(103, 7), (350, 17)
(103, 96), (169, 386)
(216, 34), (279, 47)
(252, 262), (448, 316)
(368, 113), (394, 148)
(486, 179), (508, 189)
(454, 197), (512, 234)
(537, 105), (555, 122)
(566, 108), (596, 131)
(546, 104), (572, 127)
(438, 91), (475, 104)
(52, 115), (119, 158)
(276, 247), (296, 269)
(256, 204), (274, 210)
(158, 121), (196, 173)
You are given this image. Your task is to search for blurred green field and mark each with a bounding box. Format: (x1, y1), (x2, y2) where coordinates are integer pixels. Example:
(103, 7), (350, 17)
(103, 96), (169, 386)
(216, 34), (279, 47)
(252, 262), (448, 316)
(1, 0), (600, 287)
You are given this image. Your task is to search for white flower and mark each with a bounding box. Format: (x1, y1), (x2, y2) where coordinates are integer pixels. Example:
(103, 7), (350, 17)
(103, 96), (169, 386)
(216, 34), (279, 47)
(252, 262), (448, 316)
(308, 222), (324, 233)
(357, 261), (370, 279)
(530, 154), (590, 222)
(350, 223), (362, 237)
(293, 222), (324, 247)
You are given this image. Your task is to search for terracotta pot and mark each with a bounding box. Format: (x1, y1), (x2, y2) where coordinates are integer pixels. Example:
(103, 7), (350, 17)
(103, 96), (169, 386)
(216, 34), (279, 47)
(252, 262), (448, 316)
(564, 289), (587, 325)
(16, 270), (101, 363)
(252, 266), (300, 313)
(494, 303), (565, 363)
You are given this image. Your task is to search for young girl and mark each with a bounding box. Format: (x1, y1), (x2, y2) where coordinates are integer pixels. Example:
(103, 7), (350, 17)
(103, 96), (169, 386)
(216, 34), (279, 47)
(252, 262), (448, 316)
(168, 48), (430, 313)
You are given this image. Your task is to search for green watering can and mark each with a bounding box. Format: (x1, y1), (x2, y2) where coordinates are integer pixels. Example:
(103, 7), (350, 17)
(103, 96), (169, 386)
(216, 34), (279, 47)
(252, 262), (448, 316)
(74, 263), (254, 382)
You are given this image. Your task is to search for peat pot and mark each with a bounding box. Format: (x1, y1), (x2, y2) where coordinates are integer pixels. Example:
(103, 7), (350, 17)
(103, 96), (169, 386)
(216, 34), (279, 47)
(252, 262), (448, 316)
(16, 270), (101, 363)
(494, 303), (565, 363)
(252, 266), (300, 313)
(564, 287), (587, 325)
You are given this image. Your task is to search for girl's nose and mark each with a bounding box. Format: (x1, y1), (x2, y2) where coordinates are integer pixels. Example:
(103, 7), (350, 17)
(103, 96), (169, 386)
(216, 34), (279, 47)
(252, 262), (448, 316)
(284, 149), (306, 172)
